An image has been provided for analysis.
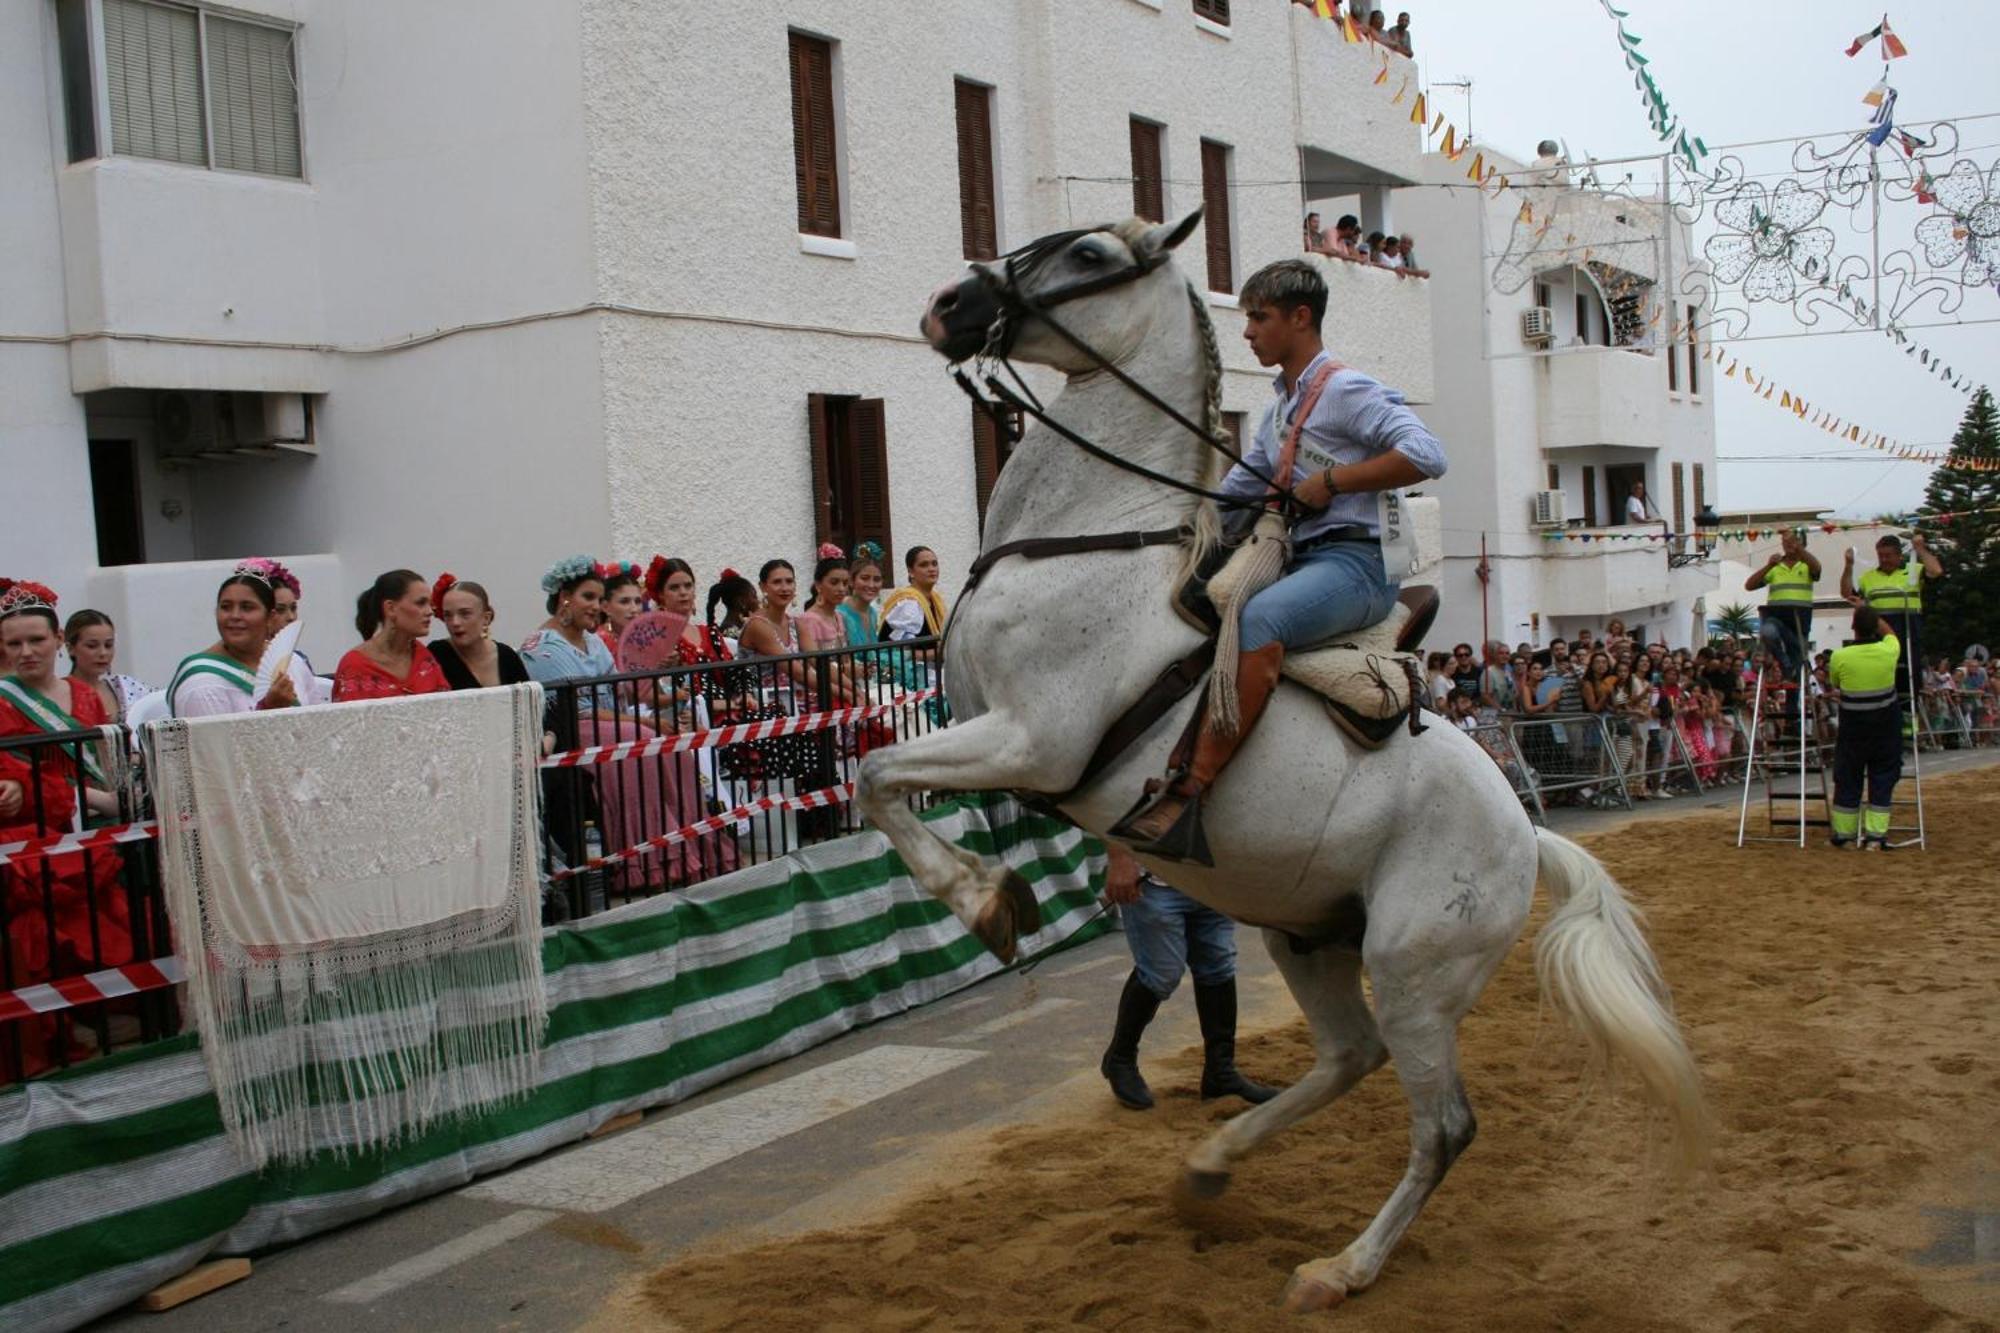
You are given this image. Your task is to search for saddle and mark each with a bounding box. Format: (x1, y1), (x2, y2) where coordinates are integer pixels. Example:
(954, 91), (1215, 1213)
(1174, 500), (1443, 749)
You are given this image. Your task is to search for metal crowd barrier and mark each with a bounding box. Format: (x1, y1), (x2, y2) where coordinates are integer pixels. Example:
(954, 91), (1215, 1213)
(0, 635), (946, 1087)
(1917, 687), (1999, 751)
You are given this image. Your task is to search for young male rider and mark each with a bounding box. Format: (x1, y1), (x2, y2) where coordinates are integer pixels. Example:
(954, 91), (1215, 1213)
(1113, 258), (1448, 863)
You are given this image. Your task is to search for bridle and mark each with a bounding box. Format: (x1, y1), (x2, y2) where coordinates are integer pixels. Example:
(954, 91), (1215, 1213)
(950, 225), (1296, 521)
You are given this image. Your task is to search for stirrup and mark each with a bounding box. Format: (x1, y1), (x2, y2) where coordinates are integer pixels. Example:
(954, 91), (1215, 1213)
(1109, 785), (1214, 867)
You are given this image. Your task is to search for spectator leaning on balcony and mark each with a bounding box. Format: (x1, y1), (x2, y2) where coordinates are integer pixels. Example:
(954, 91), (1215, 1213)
(1364, 230), (1385, 262)
(1390, 11), (1414, 55)
(1624, 481), (1657, 525)
(1395, 232), (1429, 278)
(1329, 214), (1364, 260)
(1303, 211), (1329, 255)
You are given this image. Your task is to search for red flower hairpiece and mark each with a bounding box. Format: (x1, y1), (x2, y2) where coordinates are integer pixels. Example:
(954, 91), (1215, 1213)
(644, 554), (670, 604)
(0, 579), (59, 619)
(816, 542), (845, 560)
(432, 571), (459, 608)
(720, 567), (741, 582)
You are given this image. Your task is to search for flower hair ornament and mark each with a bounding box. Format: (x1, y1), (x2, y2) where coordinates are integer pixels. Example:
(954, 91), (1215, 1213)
(817, 542), (846, 560)
(644, 554), (671, 604)
(432, 571), (459, 608)
(541, 554), (597, 595)
(0, 578), (58, 619)
(853, 540), (885, 564)
(719, 567), (742, 583)
(595, 559), (642, 584)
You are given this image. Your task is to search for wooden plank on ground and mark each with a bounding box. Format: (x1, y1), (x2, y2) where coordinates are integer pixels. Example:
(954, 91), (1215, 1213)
(587, 1110), (644, 1139)
(137, 1258), (251, 1311)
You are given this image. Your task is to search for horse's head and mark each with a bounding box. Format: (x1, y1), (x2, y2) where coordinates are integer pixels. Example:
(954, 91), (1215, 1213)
(921, 210), (1204, 371)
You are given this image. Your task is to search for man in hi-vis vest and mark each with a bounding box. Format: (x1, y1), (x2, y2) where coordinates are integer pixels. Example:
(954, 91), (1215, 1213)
(1840, 533), (1942, 731)
(1745, 528), (1820, 683)
(1826, 606), (1905, 850)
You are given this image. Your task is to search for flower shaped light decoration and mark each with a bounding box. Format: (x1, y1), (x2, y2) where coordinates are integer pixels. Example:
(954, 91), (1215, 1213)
(1913, 160), (2000, 287)
(1703, 179), (1837, 303)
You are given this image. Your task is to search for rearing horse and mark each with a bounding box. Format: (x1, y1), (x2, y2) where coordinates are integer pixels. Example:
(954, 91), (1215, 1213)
(855, 212), (1707, 1312)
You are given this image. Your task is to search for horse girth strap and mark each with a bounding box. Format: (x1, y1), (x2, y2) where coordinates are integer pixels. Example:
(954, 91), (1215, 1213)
(962, 525), (1189, 596)
(1043, 637), (1218, 805)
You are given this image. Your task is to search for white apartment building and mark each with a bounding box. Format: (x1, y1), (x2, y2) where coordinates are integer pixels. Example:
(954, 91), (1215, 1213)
(1398, 148), (1721, 652)
(3, 0), (1433, 685)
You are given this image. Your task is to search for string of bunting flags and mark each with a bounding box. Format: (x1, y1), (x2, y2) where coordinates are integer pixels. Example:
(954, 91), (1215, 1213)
(1538, 503), (2000, 545)
(1594, 0), (1709, 170)
(1700, 341), (1998, 472)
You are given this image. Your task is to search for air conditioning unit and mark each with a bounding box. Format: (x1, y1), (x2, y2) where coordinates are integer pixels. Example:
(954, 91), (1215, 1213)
(1530, 489), (1567, 527)
(1521, 306), (1555, 346)
(153, 390), (316, 465)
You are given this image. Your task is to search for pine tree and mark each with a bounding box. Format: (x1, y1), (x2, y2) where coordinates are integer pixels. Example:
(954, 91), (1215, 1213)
(1919, 387), (2000, 658)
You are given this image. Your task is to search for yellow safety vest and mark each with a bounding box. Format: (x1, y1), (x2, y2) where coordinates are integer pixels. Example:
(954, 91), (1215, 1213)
(1764, 558), (1815, 605)
(1829, 633), (1902, 714)
(1858, 564), (1922, 613)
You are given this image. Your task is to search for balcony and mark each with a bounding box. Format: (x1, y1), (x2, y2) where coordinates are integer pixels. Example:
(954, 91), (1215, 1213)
(1539, 347), (1664, 451)
(1537, 541), (1669, 619)
(1315, 255), (1434, 403)
(1288, 7), (1422, 185)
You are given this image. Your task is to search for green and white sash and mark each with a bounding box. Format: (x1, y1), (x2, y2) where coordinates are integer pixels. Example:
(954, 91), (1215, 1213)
(0, 675), (108, 786)
(168, 652), (256, 718)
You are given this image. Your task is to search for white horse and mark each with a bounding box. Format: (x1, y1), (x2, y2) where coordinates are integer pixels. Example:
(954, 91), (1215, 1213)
(855, 212), (1707, 1312)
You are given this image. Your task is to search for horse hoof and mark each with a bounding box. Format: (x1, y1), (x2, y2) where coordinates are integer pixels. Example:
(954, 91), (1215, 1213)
(1182, 1168), (1231, 1200)
(1281, 1274), (1348, 1315)
(972, 894), (1020, 964)
(1001, 869), (1044, 936)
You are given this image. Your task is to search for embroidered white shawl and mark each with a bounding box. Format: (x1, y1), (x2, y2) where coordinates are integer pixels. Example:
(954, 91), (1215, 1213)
(147, 684), (547, 1168)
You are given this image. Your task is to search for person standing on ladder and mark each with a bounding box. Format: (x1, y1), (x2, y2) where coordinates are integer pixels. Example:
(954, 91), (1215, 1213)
(1746, 528), (1820, 687)
(1840, 533), (1942, 736)
(1827, 606), (1905, 851)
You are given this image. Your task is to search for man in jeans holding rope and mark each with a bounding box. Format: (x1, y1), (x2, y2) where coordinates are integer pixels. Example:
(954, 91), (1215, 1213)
(1114, 259), (1449, 863)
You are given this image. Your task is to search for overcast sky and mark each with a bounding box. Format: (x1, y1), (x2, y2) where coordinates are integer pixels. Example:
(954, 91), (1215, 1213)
(1413, 0), (1997, 517)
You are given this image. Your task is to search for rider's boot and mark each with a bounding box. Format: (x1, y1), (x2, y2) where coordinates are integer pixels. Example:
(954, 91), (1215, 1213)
(1100, 971), (1164, 1109)
(1111, 642), (1285, 866)
(1194, 978), (1279, 1104)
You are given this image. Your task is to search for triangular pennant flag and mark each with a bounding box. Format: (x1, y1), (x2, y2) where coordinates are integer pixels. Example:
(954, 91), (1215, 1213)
(1518, 199), (1533, 224)
(1342, 13), (1362, 42)
(1880, 18), (1908, 59)
(1440, 124), (1458, 158)
(1862, 81), (1889, 108)
(1391, 76), (1410, 105)
(1431, 112), (1445, 134)
(1780, 390), (1792, 409)
(1466, 151), (1485, 181)
(1410, 92), (1428, 125)
(1845, 22), (1883, 57)
(1312, 0), (1334, 18)
(1373, 59), (1389, 85)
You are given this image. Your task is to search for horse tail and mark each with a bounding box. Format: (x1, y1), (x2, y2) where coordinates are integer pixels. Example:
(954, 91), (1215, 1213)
(1531, 827), (1711, 1173)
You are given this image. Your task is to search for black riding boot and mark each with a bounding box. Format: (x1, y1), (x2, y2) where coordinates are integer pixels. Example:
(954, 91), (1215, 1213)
(1195, 978), (1279, 1104)
(1100, 972), (1164, 1110)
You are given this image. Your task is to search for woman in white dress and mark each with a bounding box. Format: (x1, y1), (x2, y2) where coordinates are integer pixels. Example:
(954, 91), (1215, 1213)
(168, 565), (320, 718)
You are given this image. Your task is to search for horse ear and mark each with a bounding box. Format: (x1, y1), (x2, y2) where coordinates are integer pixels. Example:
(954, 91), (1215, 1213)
(1137, 208), (1204, 259)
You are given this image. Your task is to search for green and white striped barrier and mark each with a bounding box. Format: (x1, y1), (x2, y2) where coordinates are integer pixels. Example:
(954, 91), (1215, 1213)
(0, 794), (1106, 1333)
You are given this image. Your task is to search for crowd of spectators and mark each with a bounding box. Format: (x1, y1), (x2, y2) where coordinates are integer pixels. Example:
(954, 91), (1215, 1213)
(1294, 1), (1415, 56)
(1302, 212), (1430, 278)
(1423, 619), (1998, 807)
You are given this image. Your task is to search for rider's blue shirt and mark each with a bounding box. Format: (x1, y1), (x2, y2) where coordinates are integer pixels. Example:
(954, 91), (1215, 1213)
(1217, 351), (1447, 543)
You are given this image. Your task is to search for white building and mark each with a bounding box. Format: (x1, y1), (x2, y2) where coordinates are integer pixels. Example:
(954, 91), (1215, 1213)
(3, 0), (1433, 685)
(1397, 148), (1720, 652)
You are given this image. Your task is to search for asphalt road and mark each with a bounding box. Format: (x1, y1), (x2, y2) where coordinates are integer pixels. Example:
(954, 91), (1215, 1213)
(93, 747), (2000, 1331)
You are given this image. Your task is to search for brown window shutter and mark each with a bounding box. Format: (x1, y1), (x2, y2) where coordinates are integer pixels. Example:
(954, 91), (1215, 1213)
(1667, 332), (1679, 391)
(789, 33), (841, 237)
(1200, 139), (1232, 293)
(851, 397), (893, 561)
(1671, 462), (1686, 534)
(1692, 462), (1706, 515)
(1582, 465), (1599, 527)
(808, 393), (835, 547)
(1686, 304), (1700, 393)
(1129, 118), (1163, 222)
(1546, 462), (1560, 490)
(973, 404), (1023, 533)
(1193, 0), (1230, 23)
(955, 80), (997, 260)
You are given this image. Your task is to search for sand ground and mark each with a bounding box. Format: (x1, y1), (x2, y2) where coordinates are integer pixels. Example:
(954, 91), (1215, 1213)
(613, 770), (2000, 1332)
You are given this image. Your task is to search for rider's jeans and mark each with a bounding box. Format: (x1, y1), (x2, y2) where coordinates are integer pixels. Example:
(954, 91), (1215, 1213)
(1123, 876), (1238, 999)
(1239, 539), (1399, 653)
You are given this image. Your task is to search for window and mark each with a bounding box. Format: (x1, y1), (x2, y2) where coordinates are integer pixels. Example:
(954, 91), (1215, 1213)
(954, 79), (998, 260)
(88, 440), (145, 566)
(1130, 117), (1164, 223)
(1667, 329), (1680, 391)
(1193, 0), (1230, 24)
(1573, 292), (1591, 345)
(971, 404), (1023, 531)
(1692, 462), (1706, 516)
(789, 32), (841, 238)
(1533, 281), (1551, 310)
(808, 395), (891, 558)
(1581, 465), (1599, 527)
(1686, 304), (1701, 393)
(1546, 463), (1560, 491)
(1200, 139), (1234, 294)
(1671, 462), (1686, 546)
(64, 0), (302, 177)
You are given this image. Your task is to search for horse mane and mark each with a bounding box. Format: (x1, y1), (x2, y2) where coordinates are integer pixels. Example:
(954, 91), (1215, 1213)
(1175, 276), (1224, 588)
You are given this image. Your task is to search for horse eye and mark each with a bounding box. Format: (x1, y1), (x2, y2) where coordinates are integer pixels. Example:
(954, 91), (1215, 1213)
(1074, 246), (1105, 265)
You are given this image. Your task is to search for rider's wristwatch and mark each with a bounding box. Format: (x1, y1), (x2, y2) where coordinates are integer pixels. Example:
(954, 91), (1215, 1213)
(1322, 468), (1340, 497)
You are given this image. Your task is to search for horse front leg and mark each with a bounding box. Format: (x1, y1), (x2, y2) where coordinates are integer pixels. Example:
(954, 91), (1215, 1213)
(855, 713), (1068, 962)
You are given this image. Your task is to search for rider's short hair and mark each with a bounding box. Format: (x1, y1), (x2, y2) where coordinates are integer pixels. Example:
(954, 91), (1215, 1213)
(1241, 259), (1328, 331)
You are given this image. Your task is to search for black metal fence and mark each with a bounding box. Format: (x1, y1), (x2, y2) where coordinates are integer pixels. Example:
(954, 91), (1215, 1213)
(0, 635), (944, 1086)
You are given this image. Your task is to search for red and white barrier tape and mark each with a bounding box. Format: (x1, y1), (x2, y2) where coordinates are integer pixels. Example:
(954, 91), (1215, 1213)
(0, 955), (185, 1024)
(550, 781), (856, 882)
(0, 819), (160, 870)
(540, 690), (937, 769)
